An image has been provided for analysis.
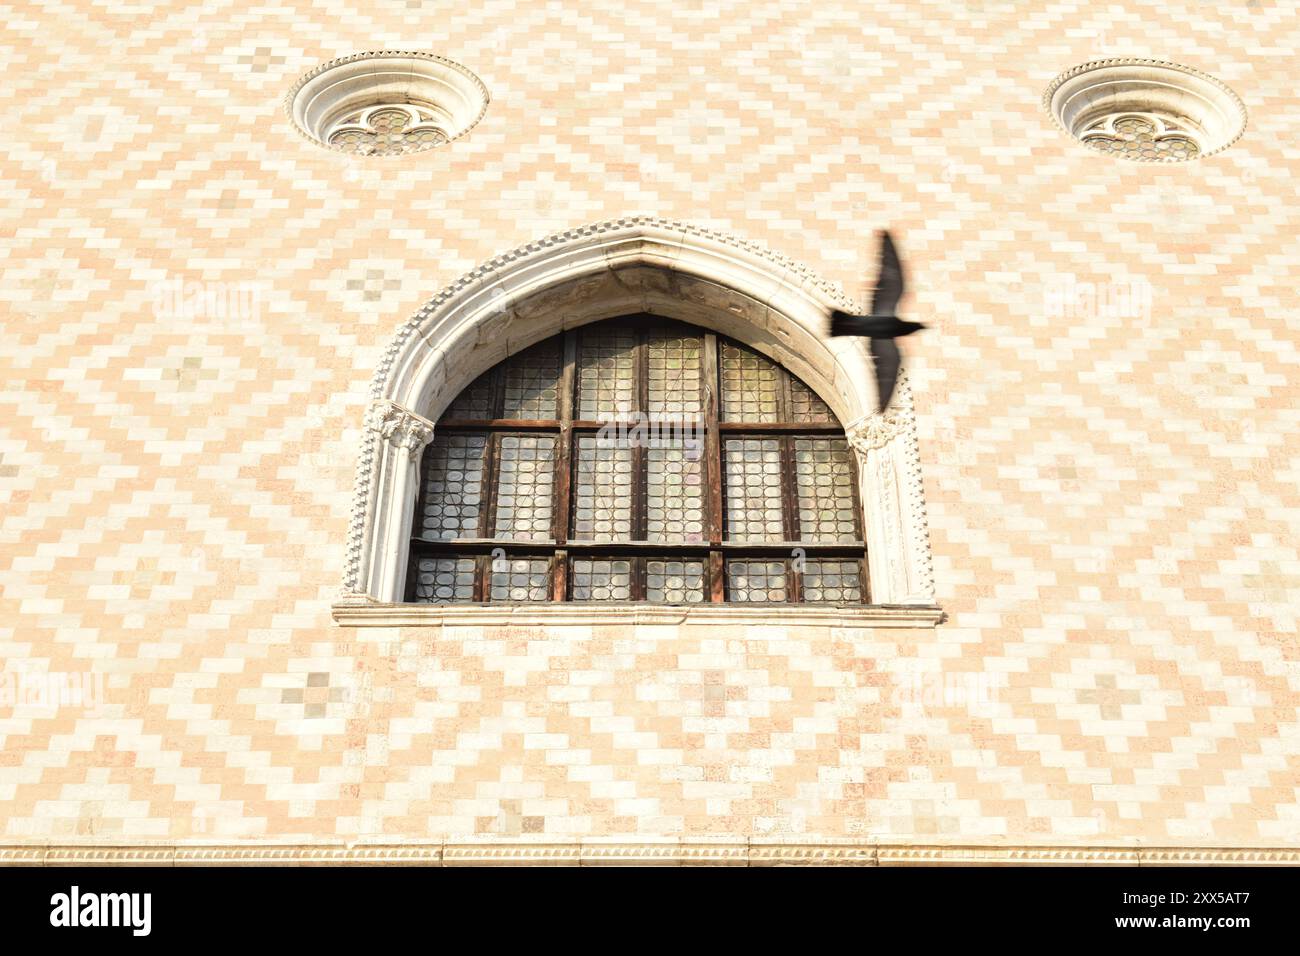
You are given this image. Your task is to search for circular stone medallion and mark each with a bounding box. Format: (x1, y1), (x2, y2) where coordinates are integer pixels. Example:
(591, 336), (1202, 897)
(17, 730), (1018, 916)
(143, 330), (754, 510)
(286, 51), (489, 157)
(1044, 59), (1246, 163)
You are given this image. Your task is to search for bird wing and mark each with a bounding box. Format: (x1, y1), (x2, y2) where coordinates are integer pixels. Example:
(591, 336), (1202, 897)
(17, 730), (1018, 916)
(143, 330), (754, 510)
(868, 230), (905, 317)
(869, 336), (900, 413)
(828, 309), (865, 337)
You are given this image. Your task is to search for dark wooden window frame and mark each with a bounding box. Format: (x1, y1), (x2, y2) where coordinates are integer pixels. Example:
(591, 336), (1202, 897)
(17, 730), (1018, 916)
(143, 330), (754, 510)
(407, 314), (869, 603)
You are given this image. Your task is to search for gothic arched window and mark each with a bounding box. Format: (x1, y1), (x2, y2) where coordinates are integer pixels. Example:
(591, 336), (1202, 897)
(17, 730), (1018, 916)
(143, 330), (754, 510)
(407, 315), (867, 604)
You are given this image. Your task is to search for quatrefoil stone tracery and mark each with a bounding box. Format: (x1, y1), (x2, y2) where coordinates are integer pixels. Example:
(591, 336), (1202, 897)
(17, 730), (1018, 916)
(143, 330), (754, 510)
(327, 104), (451, 156)
(1080, 112), (1202, 163)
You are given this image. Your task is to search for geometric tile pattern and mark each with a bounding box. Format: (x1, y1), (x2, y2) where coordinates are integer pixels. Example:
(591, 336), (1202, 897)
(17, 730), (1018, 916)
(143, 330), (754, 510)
(0, 1), (1298, 846)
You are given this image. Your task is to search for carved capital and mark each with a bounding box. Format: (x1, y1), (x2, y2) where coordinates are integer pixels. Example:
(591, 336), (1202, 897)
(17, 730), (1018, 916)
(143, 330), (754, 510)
(845, 409), (909, 453)
(365, 400), (435, 457)
(845, 372), (916, 454)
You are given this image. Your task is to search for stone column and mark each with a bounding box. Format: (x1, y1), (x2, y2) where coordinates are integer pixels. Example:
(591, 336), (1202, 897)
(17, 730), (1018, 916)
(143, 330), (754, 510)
(349, 400), (435, 602)
(845, 377), (937, 606)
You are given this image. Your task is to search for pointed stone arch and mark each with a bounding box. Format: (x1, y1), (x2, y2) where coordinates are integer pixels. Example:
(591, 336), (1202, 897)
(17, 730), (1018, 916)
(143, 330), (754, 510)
(342, 217), (936, 610)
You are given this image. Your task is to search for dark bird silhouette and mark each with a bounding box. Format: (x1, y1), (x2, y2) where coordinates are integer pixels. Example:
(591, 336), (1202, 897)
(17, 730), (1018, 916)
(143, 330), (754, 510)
(828, 230), (926, 413)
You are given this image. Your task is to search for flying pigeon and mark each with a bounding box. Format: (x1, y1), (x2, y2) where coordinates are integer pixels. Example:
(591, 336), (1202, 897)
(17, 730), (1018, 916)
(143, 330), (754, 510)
(828, 230), (926, 413)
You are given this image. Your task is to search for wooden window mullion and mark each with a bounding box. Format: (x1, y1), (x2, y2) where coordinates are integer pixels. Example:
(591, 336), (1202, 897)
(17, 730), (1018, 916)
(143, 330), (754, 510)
(550, 331), (577, 600)
(631, 556), (646, 602)
(709, 550), (726, 603)
(632, 326), (649, 597)
(479, 432), (502, 540)
(551, 549), (567, 602)
(779, 433), (803, 602)
(702, 332), (725, 602)
(552, 333), (577, 541)
(777, 367), (807, 602)
(473, 431), (503, 599)
(473, 553), (490, 602)
(633, 326), (649, 540)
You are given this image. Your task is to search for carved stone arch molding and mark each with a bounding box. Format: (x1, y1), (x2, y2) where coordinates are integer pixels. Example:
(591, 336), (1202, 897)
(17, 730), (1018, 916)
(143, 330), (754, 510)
(341, 217), (937, 612)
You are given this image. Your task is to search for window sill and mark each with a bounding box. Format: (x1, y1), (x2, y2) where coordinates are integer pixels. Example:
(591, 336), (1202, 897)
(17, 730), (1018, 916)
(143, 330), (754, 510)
(331, 597), (945, 628)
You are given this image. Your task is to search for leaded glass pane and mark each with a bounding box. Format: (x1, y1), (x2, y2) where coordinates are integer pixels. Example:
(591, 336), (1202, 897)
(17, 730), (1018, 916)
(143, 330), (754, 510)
(576, 324), (636, 419)
(646, 326), (703, 416)
(490, 557), (549, 601)
(723, 437), (784, 541)
(802, 559), (862, 603)
(571, 558), (632, 601)
(573, 437), (633, 540)
(788, 377), (835, 423)
(494, 435), (556, 540)
(419, 433), (487, 539)
(411, 556), (475, 602)
(720, 341), (780, 422)
(440, 370), (496, 420)
(726, 559), (787, 602)
(646, 559), (705, 603)
(646, 441), (706, 542)
(793, 437), (858, 542)
(411, 322), (867, 607)
(501, 339), (560, 419)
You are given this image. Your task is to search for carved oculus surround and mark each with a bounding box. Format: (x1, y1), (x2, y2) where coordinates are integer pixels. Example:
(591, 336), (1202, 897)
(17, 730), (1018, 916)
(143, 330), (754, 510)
(286, 51), (489, 156)
(1044, 59), (1246, 163)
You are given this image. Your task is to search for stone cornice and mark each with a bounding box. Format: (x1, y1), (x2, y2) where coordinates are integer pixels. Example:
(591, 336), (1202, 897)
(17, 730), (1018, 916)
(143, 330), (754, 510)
(3, 841), (1296, 867)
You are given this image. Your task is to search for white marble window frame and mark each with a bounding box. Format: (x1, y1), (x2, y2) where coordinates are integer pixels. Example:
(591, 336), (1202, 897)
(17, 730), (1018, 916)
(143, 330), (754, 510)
(336, 218), (938, 625)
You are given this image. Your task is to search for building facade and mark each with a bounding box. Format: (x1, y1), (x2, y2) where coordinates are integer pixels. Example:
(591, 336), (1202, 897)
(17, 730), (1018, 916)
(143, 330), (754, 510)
(1, 1), (1297, 864)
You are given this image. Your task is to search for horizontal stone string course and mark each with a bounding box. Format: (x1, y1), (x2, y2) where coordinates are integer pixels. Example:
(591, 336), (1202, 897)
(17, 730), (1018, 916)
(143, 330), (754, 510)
(4, 843), (1298, 867)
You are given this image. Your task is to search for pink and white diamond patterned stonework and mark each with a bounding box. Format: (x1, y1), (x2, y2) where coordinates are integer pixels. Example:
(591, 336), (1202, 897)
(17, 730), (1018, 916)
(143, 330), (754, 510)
(0, 0), (1297, 866)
